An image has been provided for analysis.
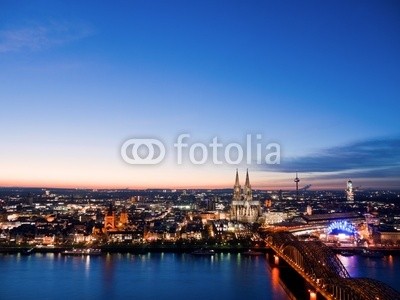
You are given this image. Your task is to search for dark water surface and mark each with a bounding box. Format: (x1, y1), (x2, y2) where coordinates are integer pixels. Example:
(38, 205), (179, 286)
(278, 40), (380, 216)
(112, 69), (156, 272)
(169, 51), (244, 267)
(0, 253), (287, 300)
(338, 253), (400, 289)
(1, 253), (399, 300)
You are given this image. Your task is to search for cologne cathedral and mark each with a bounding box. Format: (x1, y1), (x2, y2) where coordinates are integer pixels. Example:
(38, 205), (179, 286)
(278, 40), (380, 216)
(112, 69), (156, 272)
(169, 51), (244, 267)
(230, 169), (261, 223)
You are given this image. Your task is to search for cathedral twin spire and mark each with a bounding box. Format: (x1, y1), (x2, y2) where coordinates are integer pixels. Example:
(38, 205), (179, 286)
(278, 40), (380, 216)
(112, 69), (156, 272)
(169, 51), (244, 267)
(231, 169), (259, 223)
(235, 168), (240, 186)
(233, 169), (252, 201)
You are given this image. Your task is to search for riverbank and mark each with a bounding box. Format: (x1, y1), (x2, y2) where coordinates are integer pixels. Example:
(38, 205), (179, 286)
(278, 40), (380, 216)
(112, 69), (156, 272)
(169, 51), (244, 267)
(2, 244), (400, 255)
(330, 247), (400, 255)
(0, 244), (268, 254)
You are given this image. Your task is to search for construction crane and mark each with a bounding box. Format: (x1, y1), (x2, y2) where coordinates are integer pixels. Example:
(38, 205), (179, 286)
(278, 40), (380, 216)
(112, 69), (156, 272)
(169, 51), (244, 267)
(301, 184), (312, 191)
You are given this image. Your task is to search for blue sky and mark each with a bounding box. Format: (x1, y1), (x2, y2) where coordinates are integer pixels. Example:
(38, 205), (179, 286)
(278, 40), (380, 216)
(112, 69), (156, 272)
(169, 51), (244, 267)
(0, 1), (399, 189)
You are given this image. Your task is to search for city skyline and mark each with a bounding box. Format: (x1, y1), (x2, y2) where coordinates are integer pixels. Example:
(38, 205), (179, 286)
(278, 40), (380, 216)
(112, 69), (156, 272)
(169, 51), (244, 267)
(1, 1), (399, 190)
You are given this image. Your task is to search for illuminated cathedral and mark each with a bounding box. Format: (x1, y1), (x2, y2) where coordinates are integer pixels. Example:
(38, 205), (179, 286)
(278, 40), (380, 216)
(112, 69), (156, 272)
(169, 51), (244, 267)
(103, 203), (129, 232)
(230, 169), (261, 223)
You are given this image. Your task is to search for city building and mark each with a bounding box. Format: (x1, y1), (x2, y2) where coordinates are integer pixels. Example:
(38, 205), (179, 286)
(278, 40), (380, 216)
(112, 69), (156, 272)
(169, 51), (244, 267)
(298, 212), (364, 225)
(118, 207), (129, 229)
(103, 203), (116, 232)
(380, 230), (400, 244)
(230, 170), (261, 223)
(306, 205), (313, 215)
(346, 180), (354, 202)
(262, 212), (288, 225)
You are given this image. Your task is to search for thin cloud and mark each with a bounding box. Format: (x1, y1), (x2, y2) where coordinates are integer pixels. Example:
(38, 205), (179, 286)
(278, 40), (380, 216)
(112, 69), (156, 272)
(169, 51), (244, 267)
(0, 22), (93, 53)
(264, 137), (400, 180)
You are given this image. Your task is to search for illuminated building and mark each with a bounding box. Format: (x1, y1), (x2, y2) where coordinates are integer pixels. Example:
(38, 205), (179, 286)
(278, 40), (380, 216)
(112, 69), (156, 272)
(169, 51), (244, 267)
(262, 212), (288, 225)
(264, 199), (272, 208)
(300, 212), (364, 225)
(108, 231), (143, 243)
(118, 208), (129, 229)
(104, 203), (116, 232)
(326, 220), (357, 243)
(346, 180), (354, 202)
(306, 205), (312, 215)
(327, 220), (357, 236)
(230, 169), (260, 223)
(380, 230), (400, 244)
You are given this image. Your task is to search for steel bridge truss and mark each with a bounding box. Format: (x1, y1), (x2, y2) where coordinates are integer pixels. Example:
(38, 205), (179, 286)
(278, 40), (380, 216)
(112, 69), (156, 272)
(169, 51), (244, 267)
(267, 232), (400, 300)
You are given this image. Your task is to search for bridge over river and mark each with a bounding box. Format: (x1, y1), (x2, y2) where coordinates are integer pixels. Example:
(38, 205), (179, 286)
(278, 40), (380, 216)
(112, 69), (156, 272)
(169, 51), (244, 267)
(266, 232), (400, 300)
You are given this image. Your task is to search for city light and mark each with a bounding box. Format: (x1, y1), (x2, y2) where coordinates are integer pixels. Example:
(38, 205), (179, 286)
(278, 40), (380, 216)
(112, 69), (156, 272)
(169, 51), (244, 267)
(327, 221), (357, 236)
(1, 2), (399, 299)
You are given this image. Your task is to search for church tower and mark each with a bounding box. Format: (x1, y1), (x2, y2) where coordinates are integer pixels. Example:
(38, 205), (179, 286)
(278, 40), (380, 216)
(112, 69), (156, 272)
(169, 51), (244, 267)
(233, 169), (241, 201)
(243, 169), (252, 201)
(104, 202), (116, 232)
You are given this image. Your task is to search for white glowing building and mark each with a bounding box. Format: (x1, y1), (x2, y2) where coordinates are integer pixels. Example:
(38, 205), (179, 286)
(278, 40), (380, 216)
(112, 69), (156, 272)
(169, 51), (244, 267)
(346, 180), (354, 202)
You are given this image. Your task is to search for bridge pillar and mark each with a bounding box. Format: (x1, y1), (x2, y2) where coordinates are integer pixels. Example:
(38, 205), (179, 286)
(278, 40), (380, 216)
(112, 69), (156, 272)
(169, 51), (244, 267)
(274, 254), (280, 265)
(309, 290), (317, 300)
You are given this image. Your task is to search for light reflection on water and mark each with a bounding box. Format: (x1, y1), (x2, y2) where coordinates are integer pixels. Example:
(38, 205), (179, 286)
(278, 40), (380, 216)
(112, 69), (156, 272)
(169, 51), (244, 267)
(270, 267), (282, 296)
(338, 253), (400, 289)
(1, 252), (399, 300)
(0, 252), (288, 300)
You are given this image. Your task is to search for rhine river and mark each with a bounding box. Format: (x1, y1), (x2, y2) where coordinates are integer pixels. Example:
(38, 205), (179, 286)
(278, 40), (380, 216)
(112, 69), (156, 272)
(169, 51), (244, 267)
(0, 252), (399, 300)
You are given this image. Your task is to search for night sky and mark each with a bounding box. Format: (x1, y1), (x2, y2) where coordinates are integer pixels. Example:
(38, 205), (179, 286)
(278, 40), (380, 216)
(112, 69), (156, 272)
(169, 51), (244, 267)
(1, 1), (399, 189)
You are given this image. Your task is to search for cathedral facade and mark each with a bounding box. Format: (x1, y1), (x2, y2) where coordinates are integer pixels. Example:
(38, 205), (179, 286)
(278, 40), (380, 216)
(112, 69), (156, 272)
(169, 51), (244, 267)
(230, 170), (261, 223)
(103, 203), (130, 233)
(104, 203), (116, 232)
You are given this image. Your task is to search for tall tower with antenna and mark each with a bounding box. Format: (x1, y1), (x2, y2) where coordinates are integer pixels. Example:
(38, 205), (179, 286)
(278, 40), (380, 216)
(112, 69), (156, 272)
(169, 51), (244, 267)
(346, 180), (354, 202)
(294, 172), (300, 201)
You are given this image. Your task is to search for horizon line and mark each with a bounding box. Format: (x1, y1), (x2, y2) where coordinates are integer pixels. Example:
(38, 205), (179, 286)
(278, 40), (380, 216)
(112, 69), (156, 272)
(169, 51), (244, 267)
(0, 184), (398, 192)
